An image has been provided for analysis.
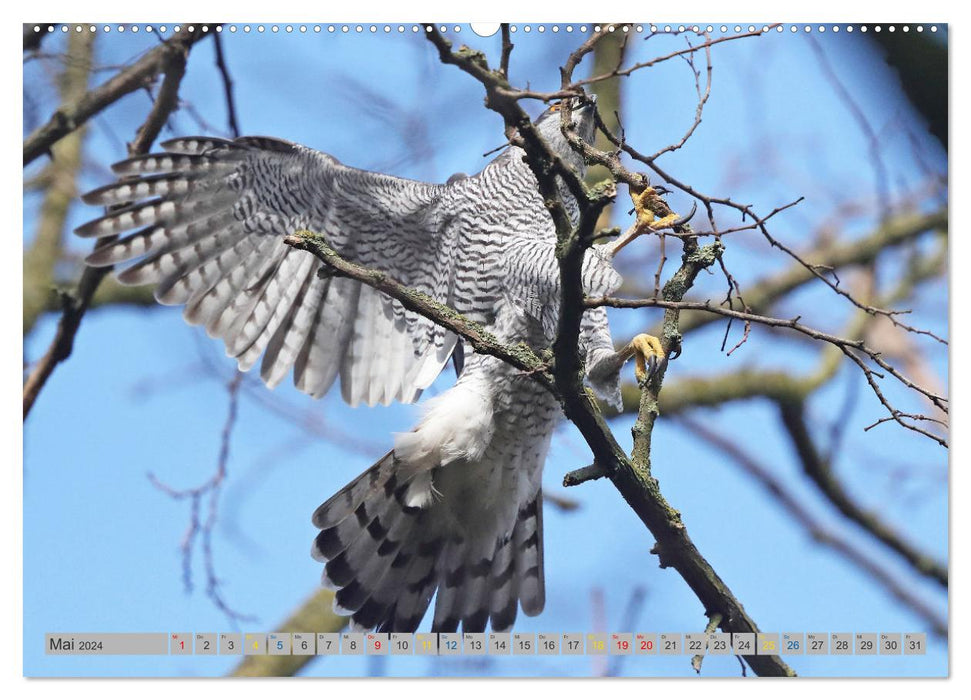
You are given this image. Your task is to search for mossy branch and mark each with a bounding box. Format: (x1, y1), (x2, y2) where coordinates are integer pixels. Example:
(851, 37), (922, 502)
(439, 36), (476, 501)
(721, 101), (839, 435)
(426, 28), (795, 677)
(282, 230), (555, 391)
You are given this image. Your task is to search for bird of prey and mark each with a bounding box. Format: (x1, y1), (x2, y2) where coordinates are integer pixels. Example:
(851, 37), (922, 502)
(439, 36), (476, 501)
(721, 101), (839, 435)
(76, 96), (673, 633)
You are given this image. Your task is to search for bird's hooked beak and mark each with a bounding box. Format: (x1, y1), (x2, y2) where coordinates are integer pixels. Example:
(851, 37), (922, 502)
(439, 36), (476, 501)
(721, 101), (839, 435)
(547, 93), (596, 142)
(548, 92), (596, 116)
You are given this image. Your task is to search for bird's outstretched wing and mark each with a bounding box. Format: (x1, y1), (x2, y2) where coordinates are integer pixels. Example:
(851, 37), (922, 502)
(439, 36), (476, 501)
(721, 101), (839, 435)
(77, 136), (462, 406)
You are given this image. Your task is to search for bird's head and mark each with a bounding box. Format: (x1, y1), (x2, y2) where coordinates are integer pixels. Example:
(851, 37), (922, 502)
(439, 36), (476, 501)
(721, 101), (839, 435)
(534, 94), (597, 153)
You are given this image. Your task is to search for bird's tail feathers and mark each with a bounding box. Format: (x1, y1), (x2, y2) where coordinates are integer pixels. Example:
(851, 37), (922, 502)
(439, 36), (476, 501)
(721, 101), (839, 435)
(311, 452), (545, 633)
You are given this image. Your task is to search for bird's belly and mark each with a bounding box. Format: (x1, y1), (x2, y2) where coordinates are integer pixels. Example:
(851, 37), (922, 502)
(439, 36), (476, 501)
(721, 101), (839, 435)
(433, 380), (559, 543)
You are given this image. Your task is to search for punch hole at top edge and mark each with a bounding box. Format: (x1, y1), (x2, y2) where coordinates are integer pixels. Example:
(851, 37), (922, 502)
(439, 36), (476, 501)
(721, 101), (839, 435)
(470, 23), (501, 37)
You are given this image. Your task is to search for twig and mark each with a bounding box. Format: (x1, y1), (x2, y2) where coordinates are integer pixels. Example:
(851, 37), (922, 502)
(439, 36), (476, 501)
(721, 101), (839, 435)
(587, 296), (948, 442)
(148, 372), (256, 624)
(691, 612), (722, 674)
(499, 24), (513, 79)
(583, 78), (947, 349)
(864, 413), (948, 432)
(563, 462), (607, 487)
(647, 34), (713, 162)
(809, 35), (890, 223)
(574, 26), (775, 88)
(212, 31), (240, 138)
(674, 208), (947, 338)
(634, 239), (945, 425)
(644, 156), (945, 344)
(652, 231), (667, 299)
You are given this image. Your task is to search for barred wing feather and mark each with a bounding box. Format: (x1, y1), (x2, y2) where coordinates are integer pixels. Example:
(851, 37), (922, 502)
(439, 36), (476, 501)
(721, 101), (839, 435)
(77, 136), (462, 406)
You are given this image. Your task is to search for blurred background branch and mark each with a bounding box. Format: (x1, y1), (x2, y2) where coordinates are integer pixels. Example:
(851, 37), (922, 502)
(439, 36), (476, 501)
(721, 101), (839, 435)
(23, 25), (202, 419)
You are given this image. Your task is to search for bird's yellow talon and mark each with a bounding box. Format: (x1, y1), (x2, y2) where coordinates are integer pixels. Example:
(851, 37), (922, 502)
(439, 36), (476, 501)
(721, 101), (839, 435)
(631, 187), (683, 233)
(630, 333), (665, 383)
(613, 186), (687, 257)
(646, 212), (681, 231)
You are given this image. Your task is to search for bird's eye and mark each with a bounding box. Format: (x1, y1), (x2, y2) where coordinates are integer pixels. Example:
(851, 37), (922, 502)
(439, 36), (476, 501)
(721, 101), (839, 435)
(549, 102), (561, 112)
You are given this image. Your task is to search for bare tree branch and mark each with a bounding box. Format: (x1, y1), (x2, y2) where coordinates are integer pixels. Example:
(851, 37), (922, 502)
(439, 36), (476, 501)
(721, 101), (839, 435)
(148, 372), (256, 623)
(23, 23), (52, 52)
(212, 31), (240, 138)
(282, 230), (554, 390)
(809, 35), (890, 222)
(574, 25), (776, 89)
(673, 208), (947, 338)
(23, 23), (212, 165)
(230, 589), (346, 676)
(678, 414), (947, 637)
(23, 30), (94, 336)
(23, 27), (197, 419)
(647, 34), (713, 162)
(777, 400), (947, 587)
(499, 24), (513, 79)
(588, 296), (948, 445)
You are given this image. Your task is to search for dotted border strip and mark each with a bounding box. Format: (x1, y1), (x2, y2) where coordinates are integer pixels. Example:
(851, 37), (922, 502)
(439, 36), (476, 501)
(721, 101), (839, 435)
(27, 24), (943, 36)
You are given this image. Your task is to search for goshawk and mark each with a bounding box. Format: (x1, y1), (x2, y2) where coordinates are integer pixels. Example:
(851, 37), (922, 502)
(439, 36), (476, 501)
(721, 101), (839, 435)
(76, 97), (669, 633)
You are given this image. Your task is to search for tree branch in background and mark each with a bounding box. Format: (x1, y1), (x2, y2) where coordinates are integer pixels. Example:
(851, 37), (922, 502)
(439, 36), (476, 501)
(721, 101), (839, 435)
(590, 296), (947, 447)
(212, 31), (240, 138)
(643, 149), (943, 343)
(778, 401), (947, 588)
(575, 25), (774, 88)
(677, 414), (947, 637)
(23, 23), (54, 52)
(498, 23), (513, 79)
(148, 372), (256, 623)
(23, 30), (94, 336)
(647, 36), (712, 162)
(584, 24), (629, 232)
(869, 30), (947, 151)
(23, 24), (213, 165)
(581, 56), (945, 352)
(230, 590), (346, 677)
(23, 26), (197, 420)
(611, 239), (949, 593)
(691, 612), (722, 674)
(670, 208), (947, 338)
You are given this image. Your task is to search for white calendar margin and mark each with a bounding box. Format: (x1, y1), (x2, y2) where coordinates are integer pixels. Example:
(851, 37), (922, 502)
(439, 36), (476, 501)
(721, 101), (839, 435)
(6, 0), (960, 698)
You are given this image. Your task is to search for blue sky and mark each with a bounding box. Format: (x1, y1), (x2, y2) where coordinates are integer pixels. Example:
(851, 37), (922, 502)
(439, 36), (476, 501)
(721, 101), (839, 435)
(22, 24), (948, 677)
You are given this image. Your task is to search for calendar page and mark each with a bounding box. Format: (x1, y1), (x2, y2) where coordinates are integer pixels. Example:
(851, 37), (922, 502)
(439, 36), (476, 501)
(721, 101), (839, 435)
(21, 19), (948, 680)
